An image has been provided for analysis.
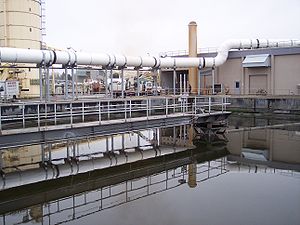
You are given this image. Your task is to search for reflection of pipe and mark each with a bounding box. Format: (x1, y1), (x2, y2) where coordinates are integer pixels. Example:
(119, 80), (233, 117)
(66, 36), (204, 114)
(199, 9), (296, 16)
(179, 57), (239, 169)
(0, 147), (180, 190)
(0, 39), (299, 68)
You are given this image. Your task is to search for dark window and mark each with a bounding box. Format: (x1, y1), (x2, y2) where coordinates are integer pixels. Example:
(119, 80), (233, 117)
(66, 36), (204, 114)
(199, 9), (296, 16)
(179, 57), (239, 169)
(235, 81), (240, 88)
(29, 28), (32, 32)
(29, 8), (31, 12)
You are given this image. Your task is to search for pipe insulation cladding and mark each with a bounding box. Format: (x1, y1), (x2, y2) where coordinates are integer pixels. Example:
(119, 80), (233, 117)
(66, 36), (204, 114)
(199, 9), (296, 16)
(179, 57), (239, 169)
(0, 39), (299, 69)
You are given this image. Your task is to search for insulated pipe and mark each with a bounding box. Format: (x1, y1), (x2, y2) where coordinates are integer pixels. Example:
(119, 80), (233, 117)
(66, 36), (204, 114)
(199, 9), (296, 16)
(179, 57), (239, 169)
(0, 39), (299, 69)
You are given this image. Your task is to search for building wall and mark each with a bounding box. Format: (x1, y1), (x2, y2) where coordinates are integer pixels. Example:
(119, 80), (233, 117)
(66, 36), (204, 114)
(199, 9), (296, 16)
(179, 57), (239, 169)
(0, 0), (42, 97)
(274, 55), (300, 95)
(216, 58), (242, 94)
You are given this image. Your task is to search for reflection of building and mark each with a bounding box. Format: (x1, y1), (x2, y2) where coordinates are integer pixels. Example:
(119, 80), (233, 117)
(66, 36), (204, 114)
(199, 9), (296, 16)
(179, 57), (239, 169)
(1, 145), (41, 172)
(226, 129), (300, 170)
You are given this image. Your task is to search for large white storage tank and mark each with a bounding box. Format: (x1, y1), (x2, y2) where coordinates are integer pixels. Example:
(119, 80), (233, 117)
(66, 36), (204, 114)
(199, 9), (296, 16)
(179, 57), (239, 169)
(0, 0), (43, 97)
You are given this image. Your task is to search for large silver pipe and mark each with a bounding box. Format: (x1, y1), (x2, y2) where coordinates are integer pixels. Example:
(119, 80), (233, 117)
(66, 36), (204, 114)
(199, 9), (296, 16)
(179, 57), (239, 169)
(0, 39), (299, 69)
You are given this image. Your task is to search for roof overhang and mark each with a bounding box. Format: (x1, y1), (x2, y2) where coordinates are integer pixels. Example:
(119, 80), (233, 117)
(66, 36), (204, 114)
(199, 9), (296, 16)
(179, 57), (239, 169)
(242, 54), (270, 68)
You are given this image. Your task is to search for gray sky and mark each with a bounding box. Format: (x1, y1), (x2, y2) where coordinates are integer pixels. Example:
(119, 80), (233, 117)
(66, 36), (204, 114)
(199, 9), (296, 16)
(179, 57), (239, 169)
(45, 0), (300, 56)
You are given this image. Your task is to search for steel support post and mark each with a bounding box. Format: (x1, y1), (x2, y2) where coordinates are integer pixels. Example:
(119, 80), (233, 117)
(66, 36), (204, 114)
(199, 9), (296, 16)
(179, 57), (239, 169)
(180, 74), (182, 95)
(46, 67), (50, 101)
(39, 66), (43, 101)
(173, 68), (176, 95)
(183, 73), (186, 94)
(212, 67), (215, 94)
(121, 68), (125, 98)
(105, 68), (108, 97)
(110, 68), (113, 98)
(137, 68), (140, 96)
(64, 67), (68, 99)
(198, 67), (201, 95)
(71, 67), (75, 99)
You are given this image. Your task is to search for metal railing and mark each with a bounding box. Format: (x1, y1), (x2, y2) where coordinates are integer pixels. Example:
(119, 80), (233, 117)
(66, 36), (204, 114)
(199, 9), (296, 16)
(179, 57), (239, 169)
(0, 96), (230, 131)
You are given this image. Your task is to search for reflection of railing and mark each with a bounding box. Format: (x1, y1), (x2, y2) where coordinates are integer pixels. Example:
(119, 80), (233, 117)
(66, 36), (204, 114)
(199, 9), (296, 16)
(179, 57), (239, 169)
(1, 158), (228, 225)
(0, 96), (230, 132)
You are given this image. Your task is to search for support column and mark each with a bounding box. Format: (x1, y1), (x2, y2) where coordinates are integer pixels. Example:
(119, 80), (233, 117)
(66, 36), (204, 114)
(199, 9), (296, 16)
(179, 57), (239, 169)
(183, 73), (187, 94)
(188, 21), (198, 94)
(71, 67), (75, 99)
(64, 67), (68, 99)
(45, 67), (50, 101)
(173, 68), (177, 95)
(198, 67), (201, 95)
(136, 68), (140, 96)
(105, 68), (108, 97)
(179, 74), (182, 95)
(121, 67), (125, 98)
(110, 68), (113, 98)
(39, 66), (43, 101)
(212, 67), (215, 94)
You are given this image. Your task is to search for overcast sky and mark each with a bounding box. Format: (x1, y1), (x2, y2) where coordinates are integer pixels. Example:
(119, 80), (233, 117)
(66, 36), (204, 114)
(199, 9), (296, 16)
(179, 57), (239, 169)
(45, 0), (300, 56)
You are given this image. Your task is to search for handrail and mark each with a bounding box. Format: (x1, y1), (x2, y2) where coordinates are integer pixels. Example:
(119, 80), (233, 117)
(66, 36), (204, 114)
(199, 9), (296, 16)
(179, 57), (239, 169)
(0, 96), (230, 131)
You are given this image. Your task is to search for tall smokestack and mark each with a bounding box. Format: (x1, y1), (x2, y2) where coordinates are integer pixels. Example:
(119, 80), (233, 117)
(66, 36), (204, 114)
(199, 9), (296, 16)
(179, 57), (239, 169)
(188, 21), (198, 94)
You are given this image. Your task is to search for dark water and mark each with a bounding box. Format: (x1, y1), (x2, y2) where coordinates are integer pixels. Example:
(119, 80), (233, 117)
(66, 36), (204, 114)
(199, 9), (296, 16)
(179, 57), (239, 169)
(0, 113), (299, 225)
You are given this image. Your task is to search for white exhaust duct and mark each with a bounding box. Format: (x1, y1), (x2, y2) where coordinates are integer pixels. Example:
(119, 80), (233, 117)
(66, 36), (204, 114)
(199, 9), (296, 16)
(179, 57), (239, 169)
(0, 39), (299, 68)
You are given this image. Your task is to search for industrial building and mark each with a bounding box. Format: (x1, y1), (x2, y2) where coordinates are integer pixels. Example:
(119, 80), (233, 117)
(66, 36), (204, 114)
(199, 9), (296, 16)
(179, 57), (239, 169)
(0, 0), (44, 97)
(161, 47), (300, 95)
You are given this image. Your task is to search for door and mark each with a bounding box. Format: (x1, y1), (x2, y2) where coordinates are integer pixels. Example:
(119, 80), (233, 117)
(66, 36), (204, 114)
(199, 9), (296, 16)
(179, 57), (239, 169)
(249, 74), (267, 94)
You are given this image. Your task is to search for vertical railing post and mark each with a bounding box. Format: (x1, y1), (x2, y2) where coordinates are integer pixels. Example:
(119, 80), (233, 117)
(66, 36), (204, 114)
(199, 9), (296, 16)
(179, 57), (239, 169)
(70, 102), (73, 126)
(54, 103), (57, 125)
(129, 100), (132, 118)
(107, 101), (110, 120)
(166, 97), (168, 117)
(98, 101), (101, 124)
(0, 106), (2, 131)
(82, 102), (85, 122)
(208, 96), (211, 113)
(146, 99), (149, 119)
(37, 104), (40, 130)
(22, 103), (25, 128)
(194, 96), (197, 115)
(221, 97), (224, 112)
(173, 97), (176, 113)
(124, 100), (127, 122)
(149, 98), (151, 116)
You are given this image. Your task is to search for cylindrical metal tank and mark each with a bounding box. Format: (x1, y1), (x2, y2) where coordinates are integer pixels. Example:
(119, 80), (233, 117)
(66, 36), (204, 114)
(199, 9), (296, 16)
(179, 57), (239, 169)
(0, 0), (42, 97)
(188, 21), (198, 94)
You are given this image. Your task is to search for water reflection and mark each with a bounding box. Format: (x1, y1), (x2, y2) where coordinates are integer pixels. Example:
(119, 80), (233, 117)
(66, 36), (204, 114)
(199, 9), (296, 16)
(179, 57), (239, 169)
(0, 119), (299, 225)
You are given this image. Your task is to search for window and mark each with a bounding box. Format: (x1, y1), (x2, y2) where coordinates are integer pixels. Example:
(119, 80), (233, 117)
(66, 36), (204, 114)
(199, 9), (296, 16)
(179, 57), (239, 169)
(29, 8), (31, 12)
(235, 81), (240, 88)
(29, 28), (32, 32)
